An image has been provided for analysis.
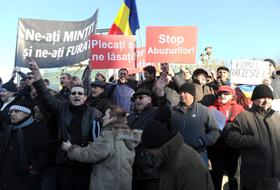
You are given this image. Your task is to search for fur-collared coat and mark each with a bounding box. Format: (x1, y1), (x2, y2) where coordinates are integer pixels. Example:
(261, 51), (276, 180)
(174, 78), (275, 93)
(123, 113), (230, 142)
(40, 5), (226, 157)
(67, 122), (142, 190)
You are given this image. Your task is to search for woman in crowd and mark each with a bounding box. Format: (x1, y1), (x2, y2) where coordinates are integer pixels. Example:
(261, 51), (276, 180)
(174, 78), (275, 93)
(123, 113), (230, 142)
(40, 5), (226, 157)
(62, 105), (142, 190)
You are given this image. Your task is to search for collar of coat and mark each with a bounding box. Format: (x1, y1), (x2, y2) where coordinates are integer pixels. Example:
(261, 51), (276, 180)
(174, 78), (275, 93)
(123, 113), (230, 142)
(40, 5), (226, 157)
(151, 132), (184, 167)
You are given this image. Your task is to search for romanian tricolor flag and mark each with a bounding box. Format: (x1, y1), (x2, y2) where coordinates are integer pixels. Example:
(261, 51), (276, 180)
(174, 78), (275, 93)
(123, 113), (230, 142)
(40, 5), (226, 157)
(109, 0), (139, 35)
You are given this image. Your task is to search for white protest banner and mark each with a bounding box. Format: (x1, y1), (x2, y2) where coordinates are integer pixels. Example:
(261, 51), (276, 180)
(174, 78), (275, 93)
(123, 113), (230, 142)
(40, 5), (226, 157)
(230, 59), (270, 85)
(15, 10), (98, 68)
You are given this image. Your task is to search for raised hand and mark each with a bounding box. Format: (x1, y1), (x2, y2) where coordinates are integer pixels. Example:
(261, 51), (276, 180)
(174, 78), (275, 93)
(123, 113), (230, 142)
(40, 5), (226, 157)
(25, 57), (42, 80)
(61, 140), (72, 151)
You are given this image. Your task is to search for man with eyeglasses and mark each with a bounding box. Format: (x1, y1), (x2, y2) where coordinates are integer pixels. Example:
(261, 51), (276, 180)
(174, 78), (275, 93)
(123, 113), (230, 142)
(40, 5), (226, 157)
(127, 88), (161, 190)
(226, 84), (280, 190)
(26, 57), (102, 190)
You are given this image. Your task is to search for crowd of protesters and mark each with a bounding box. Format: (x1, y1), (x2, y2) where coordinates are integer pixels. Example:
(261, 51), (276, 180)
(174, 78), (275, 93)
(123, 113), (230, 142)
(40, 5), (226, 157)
(0, 57), (280, 190)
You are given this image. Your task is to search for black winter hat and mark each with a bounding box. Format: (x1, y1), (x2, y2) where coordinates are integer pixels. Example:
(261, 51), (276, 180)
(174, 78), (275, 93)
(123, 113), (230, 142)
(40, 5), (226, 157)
(192, 68), (209, 77)
(2, 81), (18, 92)
(90, 80), (106, 89)
(141, 120), (171, 149)
(251, 84), (274, 101)
(133, 88), (152, 98)
(179, 82), (196, 97)
(264, 59), (276, 68)
(217, 66), (229, 73)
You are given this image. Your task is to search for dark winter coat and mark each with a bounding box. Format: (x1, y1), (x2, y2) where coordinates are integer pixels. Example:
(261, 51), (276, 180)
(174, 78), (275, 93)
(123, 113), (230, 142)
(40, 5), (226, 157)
(0, 119), (51, 190)
(33, 79), (102, 164)
(226, 105), (280, 189)
(270, 74), (280, 99)
(155, 133), (214, 190)
(127, 104), (160, 180)
(169, 102), (220, 153)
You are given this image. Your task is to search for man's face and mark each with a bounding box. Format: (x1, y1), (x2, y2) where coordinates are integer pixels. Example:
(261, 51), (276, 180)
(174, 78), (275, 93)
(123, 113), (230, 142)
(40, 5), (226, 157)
(91, 86), (104, 97)
(95, 74), (105, 82)
(160, 63), (169, 73)
(144, 71), (154, 81)
(69, 86), (87, 106)
(26, 73), (35, 86)
(60, 74), (71, 88)
(118, 70), (128, 84)
(268, 63), (276, 76)
(9, 109), (29, 124)
(0, 88), (14, 103)
(19, 80), (26, 89)
(253, 97), (272, 110)
(135, 95), (151, 112)
(217, 70), (229, 82)
(196, 74), (207, 85)
(102, 109), (115, 127)
(217, 91), (233, 104)
(184, 70), (192, 80)
(179, 91), (194, 106)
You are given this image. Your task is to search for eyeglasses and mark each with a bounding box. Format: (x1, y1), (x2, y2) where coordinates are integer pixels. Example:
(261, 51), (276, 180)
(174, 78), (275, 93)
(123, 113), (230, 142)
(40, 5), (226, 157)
(71, 91), (84, 96)
(217, 91), (231, 96)
(26, 77), (34, 80)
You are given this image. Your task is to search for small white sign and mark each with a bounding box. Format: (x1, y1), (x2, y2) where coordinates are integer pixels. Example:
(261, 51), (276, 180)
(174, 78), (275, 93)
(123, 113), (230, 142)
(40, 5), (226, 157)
(230, 59), (270, 85)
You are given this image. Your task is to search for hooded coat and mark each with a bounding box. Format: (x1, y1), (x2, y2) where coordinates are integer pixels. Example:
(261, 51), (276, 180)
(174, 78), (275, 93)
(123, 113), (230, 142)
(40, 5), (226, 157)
(66, 122), (142, 190)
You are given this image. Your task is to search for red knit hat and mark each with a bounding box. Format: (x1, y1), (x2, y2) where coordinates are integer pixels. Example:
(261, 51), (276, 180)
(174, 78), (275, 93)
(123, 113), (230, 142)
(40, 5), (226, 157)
(217, 86), (235, 96)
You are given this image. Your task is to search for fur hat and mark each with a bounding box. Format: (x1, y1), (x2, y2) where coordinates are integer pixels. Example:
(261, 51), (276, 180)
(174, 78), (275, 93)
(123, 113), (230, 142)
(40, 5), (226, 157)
(141, 120), (172, 149)
(2, 81), (18, 92)
(179, 82), (196, 97)
(251, 84), (274, 101)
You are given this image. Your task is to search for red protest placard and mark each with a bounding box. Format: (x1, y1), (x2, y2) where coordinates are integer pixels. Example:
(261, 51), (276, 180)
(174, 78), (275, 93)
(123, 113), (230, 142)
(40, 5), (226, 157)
(90, 35), (136, 69)
(126, 47), (159, 74)
(145, 26), (198, 64)
(136, 47), (158, 69)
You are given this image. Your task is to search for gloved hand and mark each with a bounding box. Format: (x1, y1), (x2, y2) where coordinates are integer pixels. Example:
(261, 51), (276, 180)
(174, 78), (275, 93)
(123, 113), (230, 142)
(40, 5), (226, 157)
(221, 123), (232, 138)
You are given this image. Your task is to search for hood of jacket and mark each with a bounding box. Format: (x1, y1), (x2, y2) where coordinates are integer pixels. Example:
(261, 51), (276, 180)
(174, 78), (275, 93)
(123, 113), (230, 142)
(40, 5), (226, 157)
(104, 122), (142, 150)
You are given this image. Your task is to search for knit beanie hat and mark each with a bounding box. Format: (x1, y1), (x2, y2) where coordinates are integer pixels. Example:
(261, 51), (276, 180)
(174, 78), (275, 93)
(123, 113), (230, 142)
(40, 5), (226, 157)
(9, 98), (34, 115)
(2, 81), (18, 92)
(251, 84), (274, 101)
(179, 82), (196, 97)
(141, 120), (171, 149)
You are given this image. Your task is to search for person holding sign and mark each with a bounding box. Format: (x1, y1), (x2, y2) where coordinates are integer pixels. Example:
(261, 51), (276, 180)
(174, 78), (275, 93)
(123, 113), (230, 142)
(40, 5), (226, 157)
(262, 59), (280, 99)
